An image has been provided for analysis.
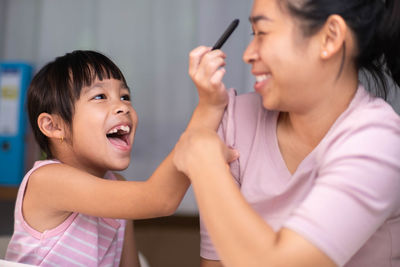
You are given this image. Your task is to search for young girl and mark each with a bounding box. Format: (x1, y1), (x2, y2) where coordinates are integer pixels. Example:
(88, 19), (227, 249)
(5, 50), (234, 266)
(174, 0), (400, 266)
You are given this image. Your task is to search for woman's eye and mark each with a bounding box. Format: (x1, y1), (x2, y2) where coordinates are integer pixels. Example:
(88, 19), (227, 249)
(251, 31), (267, 36)
(121, 94), (131, 101)
(93, 94), (106, 100)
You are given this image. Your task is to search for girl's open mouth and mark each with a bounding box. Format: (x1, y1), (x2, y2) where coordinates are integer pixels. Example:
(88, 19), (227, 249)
(106, 125), (131, 150)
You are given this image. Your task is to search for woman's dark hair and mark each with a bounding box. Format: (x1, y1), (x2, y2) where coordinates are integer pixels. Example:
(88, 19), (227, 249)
(27, 50), (128, 159)
(282, 0), (400, 99)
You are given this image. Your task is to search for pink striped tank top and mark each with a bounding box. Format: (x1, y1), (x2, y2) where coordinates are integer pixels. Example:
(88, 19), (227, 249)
(5, 160), (126, 266)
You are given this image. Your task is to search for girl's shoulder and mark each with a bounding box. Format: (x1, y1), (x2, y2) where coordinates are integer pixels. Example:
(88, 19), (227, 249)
(30, 159), (61, 172)
(18, 160), (61, 197)
(106, 171), (124, 181)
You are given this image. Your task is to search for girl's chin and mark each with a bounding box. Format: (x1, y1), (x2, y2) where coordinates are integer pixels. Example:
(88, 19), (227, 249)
(109, 158), (131, 171)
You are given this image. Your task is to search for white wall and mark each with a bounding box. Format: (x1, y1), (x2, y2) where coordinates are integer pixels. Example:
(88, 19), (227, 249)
(1, 0), (253, 214)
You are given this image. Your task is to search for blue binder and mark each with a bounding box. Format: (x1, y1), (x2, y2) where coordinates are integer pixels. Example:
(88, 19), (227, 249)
(0, 62), (33, 186)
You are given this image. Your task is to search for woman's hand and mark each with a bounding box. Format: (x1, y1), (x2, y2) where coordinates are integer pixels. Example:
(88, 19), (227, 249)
(173, 128), (239, 178)
(189, 46), (229, 111)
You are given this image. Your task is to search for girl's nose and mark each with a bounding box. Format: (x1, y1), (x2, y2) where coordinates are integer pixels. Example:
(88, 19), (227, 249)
(243, 39), (259, 64)
(114, 102), (130, 115)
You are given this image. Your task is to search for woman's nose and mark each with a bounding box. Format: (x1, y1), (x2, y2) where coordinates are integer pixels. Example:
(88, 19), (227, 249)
(243, 39), (258, 64)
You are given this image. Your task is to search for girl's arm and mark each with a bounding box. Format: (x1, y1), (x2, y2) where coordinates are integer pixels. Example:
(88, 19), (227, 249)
(173, 128), (336, 267)
(115, 174), (141, 267)
(120, 220), (140, 267)
(23, 46), (230, 230)
(201, 259), (224, 267)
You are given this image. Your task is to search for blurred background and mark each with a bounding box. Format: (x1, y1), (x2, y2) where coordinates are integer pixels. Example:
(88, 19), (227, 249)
(0, 0), (253, 266)
(0, 0), (253, 213)
(1, 1), (399, 266)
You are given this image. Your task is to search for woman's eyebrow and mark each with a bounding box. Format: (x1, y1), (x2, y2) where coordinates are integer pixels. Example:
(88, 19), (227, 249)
(249, 15), (273, 24)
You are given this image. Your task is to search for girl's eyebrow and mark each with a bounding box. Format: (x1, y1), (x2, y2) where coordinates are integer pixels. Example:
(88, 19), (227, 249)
(82, 82), (105, 94)
(249, 15), (273, 24)
(83, 82), (130, 94)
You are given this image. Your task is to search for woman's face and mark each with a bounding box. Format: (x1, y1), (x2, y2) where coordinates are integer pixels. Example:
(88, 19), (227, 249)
(243, 0), (325, 113)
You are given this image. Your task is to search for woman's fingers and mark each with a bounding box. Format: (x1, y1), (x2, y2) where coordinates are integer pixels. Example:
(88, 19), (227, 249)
(188, 45), (229, 109)
(197, 54), (226, 82)
(209, 68), (226, 89)
(189, 46), (226, 84)
(189, 46), (211, 78)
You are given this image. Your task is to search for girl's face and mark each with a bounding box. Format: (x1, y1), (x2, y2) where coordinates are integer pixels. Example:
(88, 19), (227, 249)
(66, 78), (138, 176)
(243, 0), (324, 113)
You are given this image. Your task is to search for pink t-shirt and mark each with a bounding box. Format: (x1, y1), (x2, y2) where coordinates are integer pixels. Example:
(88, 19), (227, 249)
(6, 160), (126, 267)
(200, 85), (400, 266)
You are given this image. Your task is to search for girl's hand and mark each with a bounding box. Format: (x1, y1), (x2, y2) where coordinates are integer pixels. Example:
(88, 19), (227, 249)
(173, 128), (239, 178)
(189, 46), (229, 111)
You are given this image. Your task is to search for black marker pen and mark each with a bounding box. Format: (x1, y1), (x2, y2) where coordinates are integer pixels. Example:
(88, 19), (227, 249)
(212, 19), (240, 50)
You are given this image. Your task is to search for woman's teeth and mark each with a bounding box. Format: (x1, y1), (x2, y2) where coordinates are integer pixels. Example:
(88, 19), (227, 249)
(256, 74), (270, 82)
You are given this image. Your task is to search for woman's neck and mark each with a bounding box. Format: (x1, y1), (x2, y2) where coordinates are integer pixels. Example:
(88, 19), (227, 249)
(279, 70), (359, 150)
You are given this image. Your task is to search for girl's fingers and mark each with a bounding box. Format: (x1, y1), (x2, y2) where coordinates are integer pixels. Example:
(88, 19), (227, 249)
(226, 148), (240, 163)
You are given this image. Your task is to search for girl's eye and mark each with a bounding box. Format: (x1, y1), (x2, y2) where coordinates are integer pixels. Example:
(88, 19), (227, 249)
(93, 94), (106, 100)
(121, 94), (131, 101)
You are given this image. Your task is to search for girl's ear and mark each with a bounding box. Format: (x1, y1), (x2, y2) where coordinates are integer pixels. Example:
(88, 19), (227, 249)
(319, 14), (347, 59)
(37, 113), (66, 140)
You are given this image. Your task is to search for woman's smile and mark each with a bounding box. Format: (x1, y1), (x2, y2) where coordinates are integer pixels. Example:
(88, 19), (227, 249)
(254, 73), (272, 93)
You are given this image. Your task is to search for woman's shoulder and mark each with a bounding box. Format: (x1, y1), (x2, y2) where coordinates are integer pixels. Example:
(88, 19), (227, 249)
(320, 86), (400, 159)
(226, 89), (275, 122)
(232, 90), (263, 111)
(341, 85), (400, 131)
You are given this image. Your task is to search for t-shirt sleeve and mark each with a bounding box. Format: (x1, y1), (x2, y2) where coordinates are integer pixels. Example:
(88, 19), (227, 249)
(200, 88), (240, 260)
(284, 118), (400, 266)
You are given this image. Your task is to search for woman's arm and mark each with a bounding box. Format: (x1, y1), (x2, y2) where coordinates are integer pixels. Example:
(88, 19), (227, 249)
(173, 128), (336, 267)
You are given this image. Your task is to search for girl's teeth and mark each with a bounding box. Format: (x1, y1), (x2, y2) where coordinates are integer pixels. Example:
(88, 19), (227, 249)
(107, 125), (130, 134)
(120, 125), (130, 133)
(108, 128), (118, 134)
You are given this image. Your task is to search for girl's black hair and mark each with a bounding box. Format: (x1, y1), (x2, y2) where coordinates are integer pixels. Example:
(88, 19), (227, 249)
(283, 0), (400, 99)
(27, 50), (128, 158)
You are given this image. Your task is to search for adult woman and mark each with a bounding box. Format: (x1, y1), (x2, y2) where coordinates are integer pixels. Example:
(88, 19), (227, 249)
(174, 0), (400, 266)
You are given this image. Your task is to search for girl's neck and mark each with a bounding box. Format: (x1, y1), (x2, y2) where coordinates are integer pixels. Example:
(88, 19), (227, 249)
(55, 154), (107, 178)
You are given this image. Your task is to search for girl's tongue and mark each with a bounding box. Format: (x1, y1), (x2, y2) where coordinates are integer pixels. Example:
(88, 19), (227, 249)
(108, 135), (128, 147)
